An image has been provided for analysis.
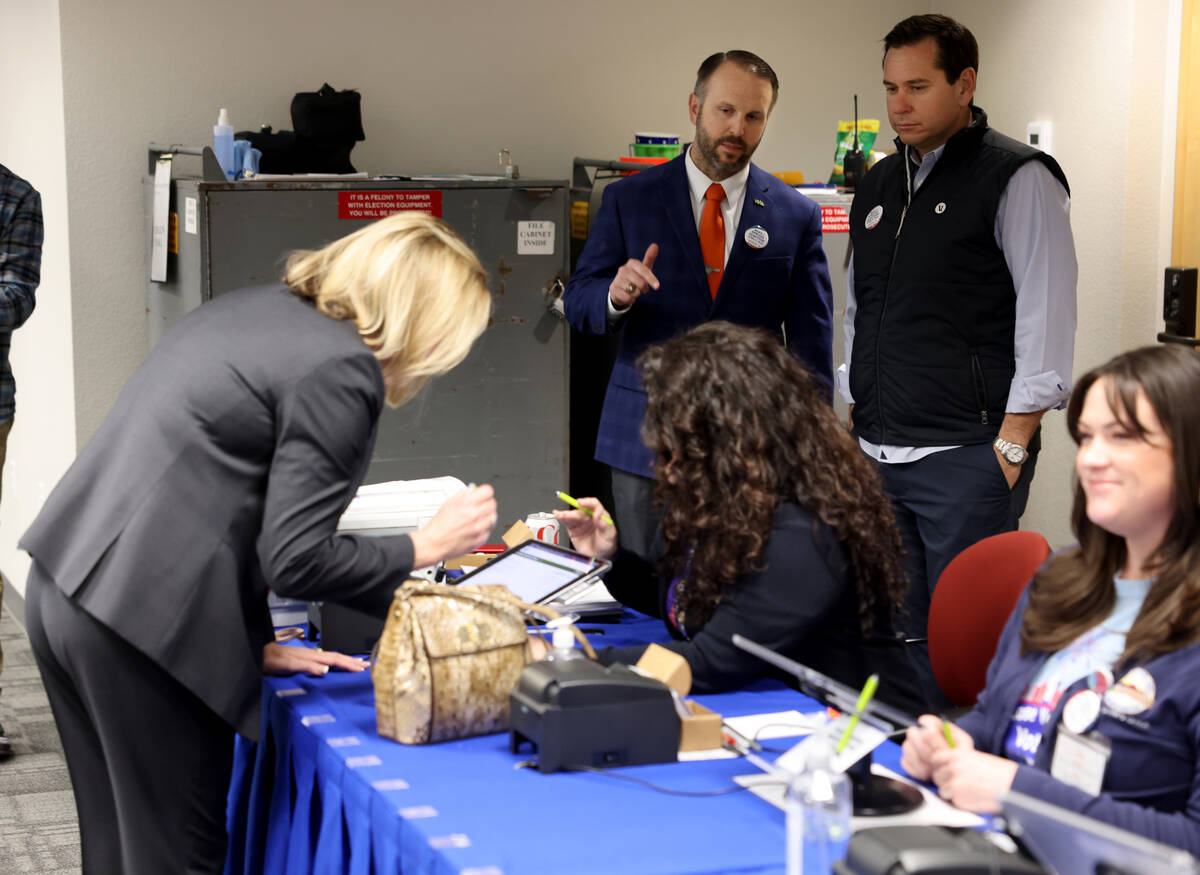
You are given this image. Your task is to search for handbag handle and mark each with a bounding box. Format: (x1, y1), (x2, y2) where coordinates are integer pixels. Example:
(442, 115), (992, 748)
(396, 582), (599, 660)
(508, 597), (598, 660)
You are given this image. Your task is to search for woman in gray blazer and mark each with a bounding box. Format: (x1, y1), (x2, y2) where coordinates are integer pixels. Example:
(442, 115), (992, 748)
(20, 213), (497, 874)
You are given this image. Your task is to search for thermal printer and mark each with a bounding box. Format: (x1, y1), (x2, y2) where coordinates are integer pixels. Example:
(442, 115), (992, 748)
(509, 658), (680, 773)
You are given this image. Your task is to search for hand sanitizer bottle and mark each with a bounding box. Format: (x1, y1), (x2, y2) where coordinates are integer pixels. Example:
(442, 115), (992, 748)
(213, 108), (235, 181)
(543, 618), (583, 661)
(786, 736), (852, 874)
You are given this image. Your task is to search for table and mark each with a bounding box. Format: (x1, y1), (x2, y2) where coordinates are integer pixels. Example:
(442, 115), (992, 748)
(223, 614), (905, 875)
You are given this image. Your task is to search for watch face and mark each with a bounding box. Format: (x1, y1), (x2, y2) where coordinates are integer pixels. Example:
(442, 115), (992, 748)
(1003, 445), (1026, 464)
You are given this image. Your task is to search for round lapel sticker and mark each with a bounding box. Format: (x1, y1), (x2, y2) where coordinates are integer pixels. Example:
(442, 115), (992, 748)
(1103, 667), (1156, 715)
(864, 205), (884, 230)
(744, 225), (769, 249)
(1062, 689), (1102, 735)
(935, 202), (947, 214)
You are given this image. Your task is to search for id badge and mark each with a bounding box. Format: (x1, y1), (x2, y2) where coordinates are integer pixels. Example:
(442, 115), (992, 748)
(1050, 726), (1111, 796)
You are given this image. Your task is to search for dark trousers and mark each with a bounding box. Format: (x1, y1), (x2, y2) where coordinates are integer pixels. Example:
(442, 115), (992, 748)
(608, 466), (666, 563)
(25, 563), (234, 874)
(877, 442), (1037, 712)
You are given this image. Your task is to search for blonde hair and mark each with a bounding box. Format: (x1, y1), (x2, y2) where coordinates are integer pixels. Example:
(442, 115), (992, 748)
(283, 213), (491, 407)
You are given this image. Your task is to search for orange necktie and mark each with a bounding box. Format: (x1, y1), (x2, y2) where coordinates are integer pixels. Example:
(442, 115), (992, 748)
(700, 183), (725, 300)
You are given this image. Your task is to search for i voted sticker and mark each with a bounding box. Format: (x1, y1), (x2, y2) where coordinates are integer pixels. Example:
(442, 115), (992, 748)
(864, 205), (884, 230)
(1061, 689), (1102, 735)
(744, 225), (769, 249)
(1104, 667), (1156, 715)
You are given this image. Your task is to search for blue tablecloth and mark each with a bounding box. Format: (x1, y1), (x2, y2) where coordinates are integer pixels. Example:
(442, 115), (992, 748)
(224, 613), (905, 875)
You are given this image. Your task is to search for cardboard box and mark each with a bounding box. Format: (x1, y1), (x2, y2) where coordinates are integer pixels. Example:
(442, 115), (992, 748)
(502, 520), (534, 546)
(444, 554), (493, 571)
(443, 519), (532, 571)
(678, 701), (723, 752)
(636, 643), (692, 696)
(635, 644), (723, 753)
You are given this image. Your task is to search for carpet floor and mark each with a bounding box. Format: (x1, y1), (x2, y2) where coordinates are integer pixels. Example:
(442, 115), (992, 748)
(0, 601), (82, 873)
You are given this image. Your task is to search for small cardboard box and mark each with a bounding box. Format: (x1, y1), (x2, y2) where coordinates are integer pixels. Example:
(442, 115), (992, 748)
(502, 520), (534, 547)
(636, 643), (692, 696)
(444, 554), (492, 571)
(635, 644), (723, 752)
(678, 701), (723, 752)
(445, 520), (534, 571)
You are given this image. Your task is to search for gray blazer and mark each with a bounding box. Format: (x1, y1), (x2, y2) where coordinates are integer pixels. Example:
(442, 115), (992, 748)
(21, 285), (414, 737)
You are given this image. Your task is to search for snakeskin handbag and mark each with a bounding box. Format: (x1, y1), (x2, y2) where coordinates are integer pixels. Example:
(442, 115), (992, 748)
(372, 581), (595, 744)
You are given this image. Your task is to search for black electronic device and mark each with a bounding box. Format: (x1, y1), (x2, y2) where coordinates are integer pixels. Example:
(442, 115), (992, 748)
(1163, 266), (1198, 339)
(307, 601), (383, 655)
(1001, 790), (1200, 875)
(454, 539), (612, 608)
(833, 825), (1045, 875)
(732, 634), (922, 816)
(843, 94), (867, 192)
(509, 659), (680, 773)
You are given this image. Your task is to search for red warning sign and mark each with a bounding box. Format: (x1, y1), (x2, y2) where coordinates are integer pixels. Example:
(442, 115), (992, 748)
(338, 190), (443, 220)
(820, 204), (850, 233)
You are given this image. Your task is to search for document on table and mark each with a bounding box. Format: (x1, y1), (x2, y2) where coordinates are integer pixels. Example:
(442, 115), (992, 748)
(733, 764), (985, 831)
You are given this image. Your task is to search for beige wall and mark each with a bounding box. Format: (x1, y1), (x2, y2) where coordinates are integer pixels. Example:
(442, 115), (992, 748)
(0, 0), (76, 596)
(0, 0), (1183, 593)
(937, 0), (1180, 547)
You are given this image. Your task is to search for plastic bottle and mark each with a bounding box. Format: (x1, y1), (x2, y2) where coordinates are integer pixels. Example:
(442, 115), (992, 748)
(213, 108), (235, 181)
(785, 736), (852, 874)
(543, 619), (583, 662)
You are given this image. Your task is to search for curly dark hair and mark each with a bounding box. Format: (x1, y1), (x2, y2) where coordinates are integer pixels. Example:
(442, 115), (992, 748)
(638, 321), (906, 633)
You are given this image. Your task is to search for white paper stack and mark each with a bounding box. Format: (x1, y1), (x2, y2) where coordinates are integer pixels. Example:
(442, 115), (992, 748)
(336, 476), (467, 536)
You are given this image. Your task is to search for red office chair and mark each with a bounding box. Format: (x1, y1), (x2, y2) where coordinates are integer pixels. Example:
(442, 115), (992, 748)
(927, 530), (1052, 708)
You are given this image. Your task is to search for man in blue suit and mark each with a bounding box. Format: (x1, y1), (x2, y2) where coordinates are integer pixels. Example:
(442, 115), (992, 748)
(565, 50), (834, 558)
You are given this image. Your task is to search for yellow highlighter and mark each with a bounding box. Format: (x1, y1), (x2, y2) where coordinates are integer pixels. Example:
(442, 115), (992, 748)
(555, 491), (615, 526)
(836, 673), (879, 754)
(942, 720), (957, 748)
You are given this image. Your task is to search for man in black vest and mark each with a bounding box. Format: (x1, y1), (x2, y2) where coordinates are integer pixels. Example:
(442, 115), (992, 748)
(842, 15), (1077, 710)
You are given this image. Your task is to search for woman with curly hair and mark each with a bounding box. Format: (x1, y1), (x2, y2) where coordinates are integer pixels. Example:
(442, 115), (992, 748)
(556, 321), (913, 700)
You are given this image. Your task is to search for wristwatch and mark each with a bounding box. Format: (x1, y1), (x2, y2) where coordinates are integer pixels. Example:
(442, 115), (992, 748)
(994, 436), (1028, 465)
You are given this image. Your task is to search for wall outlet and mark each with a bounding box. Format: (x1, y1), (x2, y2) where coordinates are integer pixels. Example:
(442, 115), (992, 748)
(1026, 121), (1053, 155)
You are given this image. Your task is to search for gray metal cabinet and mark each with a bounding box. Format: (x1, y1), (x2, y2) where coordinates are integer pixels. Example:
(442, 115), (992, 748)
(145, 174), (570, 530)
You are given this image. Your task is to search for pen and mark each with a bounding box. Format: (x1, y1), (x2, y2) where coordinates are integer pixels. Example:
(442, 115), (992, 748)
(721, 723), (763, 753)
(836, 673), (879, 754)
(555, 491), (615, 526)
(942, 719), (956, 748)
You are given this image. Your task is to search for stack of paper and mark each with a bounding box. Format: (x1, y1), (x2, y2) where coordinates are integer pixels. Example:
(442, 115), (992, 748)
(336, 476), (467, 536)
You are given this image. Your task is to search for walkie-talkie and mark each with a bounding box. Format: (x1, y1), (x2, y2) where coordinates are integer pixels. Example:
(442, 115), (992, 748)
(842, 94), (867, 191)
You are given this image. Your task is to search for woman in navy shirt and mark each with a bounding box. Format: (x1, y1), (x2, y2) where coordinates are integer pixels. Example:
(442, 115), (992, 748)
(555, 322), (915, 709)
(902, 344), (1200, 853)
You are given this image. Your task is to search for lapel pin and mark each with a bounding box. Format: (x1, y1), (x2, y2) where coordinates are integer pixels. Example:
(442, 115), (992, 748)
(744, 225), (769, 249)
(753, 198), (765, 207)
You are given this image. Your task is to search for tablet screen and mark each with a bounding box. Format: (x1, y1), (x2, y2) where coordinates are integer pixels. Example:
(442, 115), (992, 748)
(456, 540), (607, 603)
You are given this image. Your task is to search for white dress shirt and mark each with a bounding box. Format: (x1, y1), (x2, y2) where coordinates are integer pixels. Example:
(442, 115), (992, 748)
(837, 142), (1078, 463)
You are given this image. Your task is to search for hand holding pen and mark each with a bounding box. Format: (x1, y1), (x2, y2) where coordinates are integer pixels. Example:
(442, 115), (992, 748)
(899, 714), (972, 781)
(552, 493), (617, 561)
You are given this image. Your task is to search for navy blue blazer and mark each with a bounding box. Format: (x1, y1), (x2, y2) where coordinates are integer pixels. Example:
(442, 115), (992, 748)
(565, 154), (834, 477)
(959, 586), (1200, 853)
